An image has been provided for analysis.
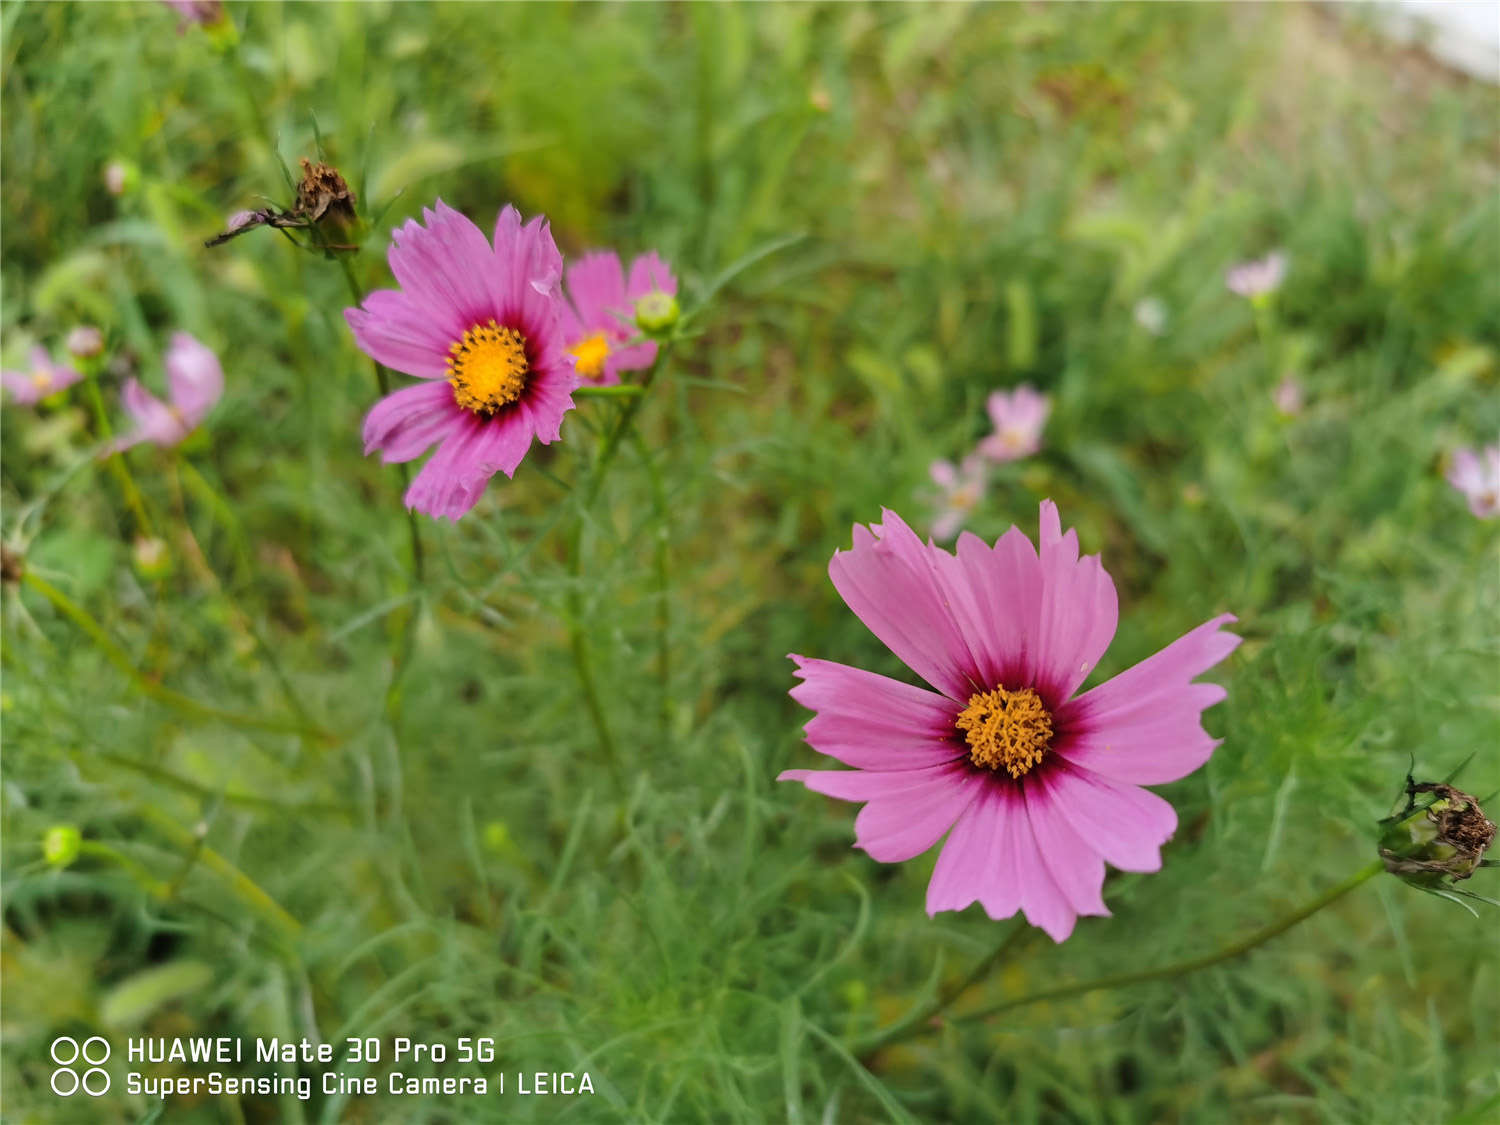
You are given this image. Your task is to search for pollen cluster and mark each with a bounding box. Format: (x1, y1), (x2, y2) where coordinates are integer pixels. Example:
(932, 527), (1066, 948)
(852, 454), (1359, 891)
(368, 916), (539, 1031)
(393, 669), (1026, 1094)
(449, 320), (529, 415)
(568, 333), (611, 381)
(956, 685), (1054, 778)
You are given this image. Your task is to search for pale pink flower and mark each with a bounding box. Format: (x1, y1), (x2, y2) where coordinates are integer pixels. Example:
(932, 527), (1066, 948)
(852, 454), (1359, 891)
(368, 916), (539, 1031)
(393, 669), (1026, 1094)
(1272, 376), (1303, 417)
(559, 251), (677, 386)
(978, 385), (1049, 463)
(928, 455), (987, 542)
(1133, 297), (1167, 336)
(1225, 251), (1288, 299)
(109, 333), (223, 451)
(104, 161), (129, 197)
(1446, 445), (1500, 520)
(66, 326), (105, 360)
(160, 0), (224, 28)
(1, 348), (83, 405)
(349, 201), (577, 520)
(780, 502), (1239, 941)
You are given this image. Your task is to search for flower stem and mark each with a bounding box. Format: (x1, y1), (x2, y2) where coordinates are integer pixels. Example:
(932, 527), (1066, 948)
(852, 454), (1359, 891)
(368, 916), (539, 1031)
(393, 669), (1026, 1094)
(853, 919), (1028, 1056)
(564, 342), (677, 779)
(857, 860), (1384, 1052)
(80, 372), (153, 537)
(628, 429), (673, 746)
(22, 570), (335, 744)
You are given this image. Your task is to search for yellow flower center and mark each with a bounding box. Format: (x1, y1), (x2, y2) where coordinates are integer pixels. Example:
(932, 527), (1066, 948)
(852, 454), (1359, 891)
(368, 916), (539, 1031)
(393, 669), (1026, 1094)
(448, 320), (529, 416)
(31, 371), (52, 392)
(568, 333), (611, 381)
(955, 685), (1054, 778)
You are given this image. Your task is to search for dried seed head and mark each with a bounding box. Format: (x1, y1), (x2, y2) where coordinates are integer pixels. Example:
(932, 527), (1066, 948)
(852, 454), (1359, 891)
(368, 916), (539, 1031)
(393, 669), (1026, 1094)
(295, 158), (357, 226)
(1380, 781), (1496, 887)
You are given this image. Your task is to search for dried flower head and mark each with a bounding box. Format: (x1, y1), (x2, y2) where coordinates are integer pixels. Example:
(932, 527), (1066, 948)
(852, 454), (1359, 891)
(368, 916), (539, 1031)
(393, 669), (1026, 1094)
(1381, 778), (1496, 888)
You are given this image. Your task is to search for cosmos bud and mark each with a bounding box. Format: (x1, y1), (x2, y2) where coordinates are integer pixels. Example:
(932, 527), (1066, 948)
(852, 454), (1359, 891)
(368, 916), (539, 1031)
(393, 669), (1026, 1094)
(43, 825), (82, 868)
(1379, 780), (1495, 888)
(132, 537), (173, 580)
(634, 291), (680, 338)
(66, 326), (105, 361)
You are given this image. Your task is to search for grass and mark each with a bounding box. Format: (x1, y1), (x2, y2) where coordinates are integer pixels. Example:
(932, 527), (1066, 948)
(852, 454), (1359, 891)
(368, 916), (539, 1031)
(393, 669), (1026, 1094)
(2, 3), (1498, 1122)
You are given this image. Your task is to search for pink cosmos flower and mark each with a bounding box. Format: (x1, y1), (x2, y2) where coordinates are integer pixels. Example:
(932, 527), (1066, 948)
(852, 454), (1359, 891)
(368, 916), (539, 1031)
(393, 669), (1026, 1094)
(160, 0), (224, 28)
(66, 326), (105, 360)
(348, 201), (578, 520)
(928, 455), (987, 542)
(559, 251), (677, 385)
(1225, 251), (1288, 299)
(109, 332), (223, 451)
(1272, 375), (1304, 417)
(779, 502), (1239, 942)
(2, 348), (83, 405)
(979, 384), (1050, 463)
(1446, 445), (1500, 520)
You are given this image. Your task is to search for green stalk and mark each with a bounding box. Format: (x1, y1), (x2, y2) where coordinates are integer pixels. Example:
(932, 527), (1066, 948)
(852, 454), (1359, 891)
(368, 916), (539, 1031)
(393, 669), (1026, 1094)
(854, 918), (1027, 1055)
(629, 428), (672, 746)
(856, 860), (1384, 1053)
(564, 342), (676, 778)
(81, 371), (154, 537)
(23, 570), (334, 744)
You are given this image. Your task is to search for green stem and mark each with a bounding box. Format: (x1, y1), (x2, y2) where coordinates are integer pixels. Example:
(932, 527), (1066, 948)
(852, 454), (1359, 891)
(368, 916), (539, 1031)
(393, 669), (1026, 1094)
(564, 341), (676, 780)
(863, 861), (1383, 1051)
(854, 918), (1027, 1055)
(81, 371), (153, 537)
(336, 255), (425, 583)
(629, 429), (672, 746)
(22, 570), (335, 744)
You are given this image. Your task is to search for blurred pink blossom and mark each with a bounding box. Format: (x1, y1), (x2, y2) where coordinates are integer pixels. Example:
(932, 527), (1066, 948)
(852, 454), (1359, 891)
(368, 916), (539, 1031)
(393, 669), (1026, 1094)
(1, 348), (83, 405)
(1446, 445), (1500, 520)
(1225, 251), (1288, 299)
(927, 455), (987, 541)
(1272, 376), (1304, 417)
(979, 385), (1050, 463)
(109, 333), (223, 451)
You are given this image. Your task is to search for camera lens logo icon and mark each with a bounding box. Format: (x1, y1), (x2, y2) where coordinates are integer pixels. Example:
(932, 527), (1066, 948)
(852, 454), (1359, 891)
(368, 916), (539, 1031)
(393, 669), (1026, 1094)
(50, 1036), (111, 1096)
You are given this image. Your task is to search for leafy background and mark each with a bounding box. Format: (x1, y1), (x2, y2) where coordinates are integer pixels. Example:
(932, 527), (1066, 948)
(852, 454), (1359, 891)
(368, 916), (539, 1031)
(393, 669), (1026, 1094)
(2, 2), (1497, 1122)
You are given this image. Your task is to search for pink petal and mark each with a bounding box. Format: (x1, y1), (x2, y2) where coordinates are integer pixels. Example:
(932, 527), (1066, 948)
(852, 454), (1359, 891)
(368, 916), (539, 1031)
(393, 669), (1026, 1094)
(1055, 614), (1239, 785)
(402, 408), (541, 520)
(565, 251), (629, 329)
(1023, 780), (1109, 924)
(778, 761), (984, 863)
(164, 332), (223, 424)
(387, 200), (498, 338)
(1036, 761), (1177, 873)
(112, 379), (184, 449)
(828, 511), (980, 701)
(925, 783), (1022, 919)
(345, 289), (455, 379)
(493, 205), (564, 315)
(948, 525), (1044, 694)
(607, 338), (658, 374)
(2, 371), (42, 405)
(788, 655), (965, 771)
(1030, 500), (1118, 704)
(626, 250), (677, 299)
(926, 783), (1081, 940)
(363, 380), (462, 463)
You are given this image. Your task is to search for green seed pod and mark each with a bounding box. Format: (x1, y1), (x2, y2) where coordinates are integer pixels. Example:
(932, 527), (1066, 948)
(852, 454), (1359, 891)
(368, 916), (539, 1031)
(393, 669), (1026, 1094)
(1379, 781), (1495, 887)
(43, 825), (82, 868)
(132, 537), (173, 580)
(634, 291), (680, 338)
